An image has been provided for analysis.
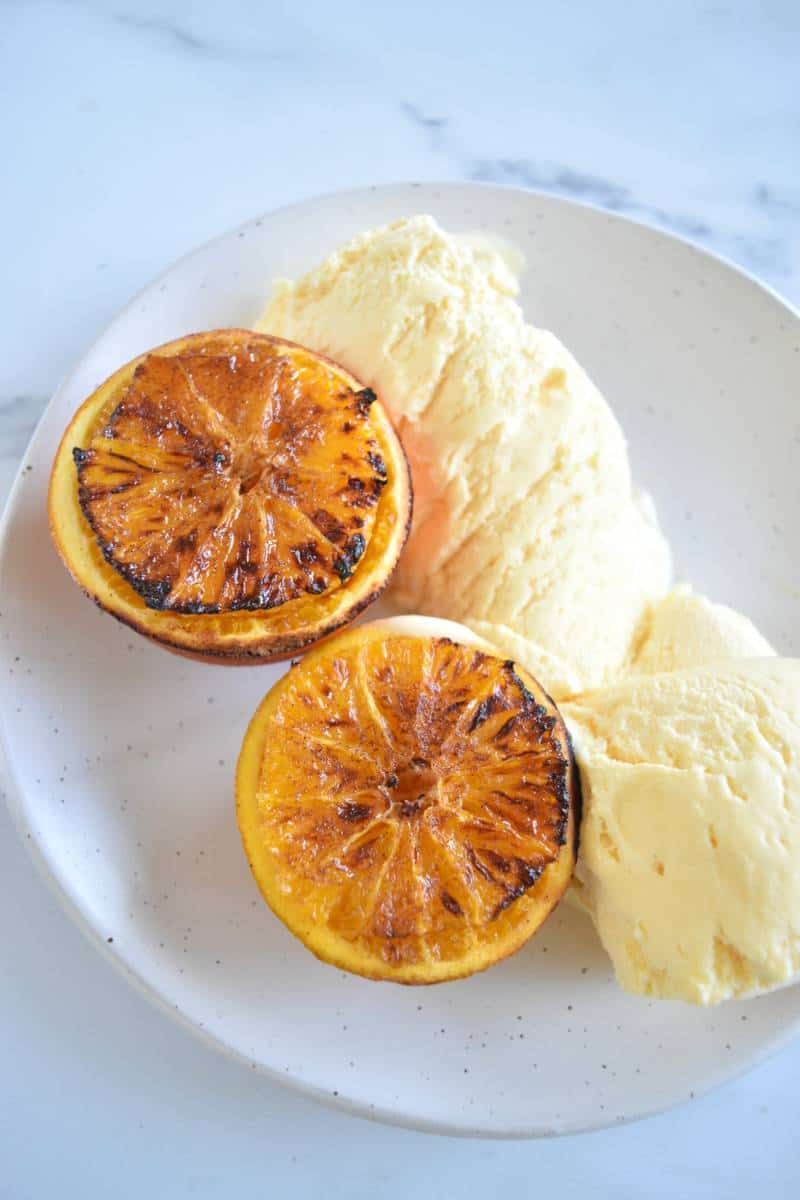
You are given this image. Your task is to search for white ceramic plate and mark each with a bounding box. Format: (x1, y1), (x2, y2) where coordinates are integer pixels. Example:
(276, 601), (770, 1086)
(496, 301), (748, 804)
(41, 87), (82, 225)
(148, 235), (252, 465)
(2, 183), (799, 1138)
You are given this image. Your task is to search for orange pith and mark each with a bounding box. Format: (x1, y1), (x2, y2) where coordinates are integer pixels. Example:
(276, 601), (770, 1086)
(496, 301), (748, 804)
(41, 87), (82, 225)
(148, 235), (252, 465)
(49, 331), (412, 661)
(237, 625), (577, 983)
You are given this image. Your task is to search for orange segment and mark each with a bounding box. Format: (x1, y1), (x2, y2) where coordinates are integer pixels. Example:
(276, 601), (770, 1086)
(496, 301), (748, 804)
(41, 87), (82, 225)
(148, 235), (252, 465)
(49, 331), (412, 662)
(237, 621), (578, 983)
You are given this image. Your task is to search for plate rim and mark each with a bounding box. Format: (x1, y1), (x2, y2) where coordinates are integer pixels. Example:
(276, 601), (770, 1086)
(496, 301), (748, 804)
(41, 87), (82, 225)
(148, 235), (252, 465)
(2, 179), (799, 1139)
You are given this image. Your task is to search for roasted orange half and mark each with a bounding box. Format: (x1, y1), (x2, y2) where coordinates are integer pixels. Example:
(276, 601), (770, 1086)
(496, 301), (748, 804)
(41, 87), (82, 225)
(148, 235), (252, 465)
(49, 331), (411, 661)
(236, 617), (578, 983)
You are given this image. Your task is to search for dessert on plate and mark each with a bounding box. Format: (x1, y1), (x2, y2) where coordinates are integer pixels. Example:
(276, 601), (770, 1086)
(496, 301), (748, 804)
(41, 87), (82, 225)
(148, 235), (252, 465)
(253, 215), (799, 1002)
(46, 210), (799, 1003)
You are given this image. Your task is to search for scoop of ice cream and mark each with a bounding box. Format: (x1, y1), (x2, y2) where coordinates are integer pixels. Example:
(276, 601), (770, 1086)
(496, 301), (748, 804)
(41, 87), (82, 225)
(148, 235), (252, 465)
(259, 215), (670, 699)
(563, 659), (800, 1004)
(563, 587), (775, 918)
(632, 584), (774, 674)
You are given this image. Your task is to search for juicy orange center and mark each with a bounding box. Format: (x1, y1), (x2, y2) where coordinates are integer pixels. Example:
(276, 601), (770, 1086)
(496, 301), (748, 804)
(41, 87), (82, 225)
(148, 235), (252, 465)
(384, 758), (438, 817)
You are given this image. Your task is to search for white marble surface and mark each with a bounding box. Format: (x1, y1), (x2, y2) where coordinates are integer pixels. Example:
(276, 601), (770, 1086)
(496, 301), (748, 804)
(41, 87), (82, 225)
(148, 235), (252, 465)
(1, 0), (799, 1194)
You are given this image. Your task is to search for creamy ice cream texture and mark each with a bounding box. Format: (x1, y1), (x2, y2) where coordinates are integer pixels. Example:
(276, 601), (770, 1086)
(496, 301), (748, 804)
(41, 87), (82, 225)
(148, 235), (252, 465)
(632, 584), (774, 674)
(257, 215), (798, 1005)
(567, 587), (796, 1005)
(259, 215), (671, 700)
(564, 659), (800, 1005)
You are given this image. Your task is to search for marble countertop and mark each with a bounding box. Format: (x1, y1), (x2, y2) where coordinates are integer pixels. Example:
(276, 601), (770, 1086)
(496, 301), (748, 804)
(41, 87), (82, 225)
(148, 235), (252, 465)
(2, 1), (799, 1196)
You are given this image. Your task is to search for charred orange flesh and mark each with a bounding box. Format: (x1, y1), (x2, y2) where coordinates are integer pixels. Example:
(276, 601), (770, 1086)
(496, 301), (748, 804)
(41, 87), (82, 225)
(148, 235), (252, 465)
(237, 623), (577, 983)
(49, 331), (411, 661)
(74, 338), (386, 613)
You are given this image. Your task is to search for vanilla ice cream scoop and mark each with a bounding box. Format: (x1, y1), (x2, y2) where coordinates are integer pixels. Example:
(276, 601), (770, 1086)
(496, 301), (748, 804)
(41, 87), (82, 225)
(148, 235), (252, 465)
(563, 659), (800, 1005)
(631, 584), (774, 674)
(259, 215), (670, 699)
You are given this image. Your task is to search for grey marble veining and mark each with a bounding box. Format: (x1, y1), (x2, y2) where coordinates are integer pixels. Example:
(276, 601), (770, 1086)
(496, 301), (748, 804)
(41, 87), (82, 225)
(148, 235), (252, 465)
(111, 7), (293, 63)
(399, 99), (800, 288)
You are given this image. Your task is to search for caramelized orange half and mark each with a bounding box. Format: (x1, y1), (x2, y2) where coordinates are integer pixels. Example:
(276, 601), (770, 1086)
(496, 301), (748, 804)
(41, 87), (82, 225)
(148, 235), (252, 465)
(49, 331), (411, 661)
(236, 619), (578, 983)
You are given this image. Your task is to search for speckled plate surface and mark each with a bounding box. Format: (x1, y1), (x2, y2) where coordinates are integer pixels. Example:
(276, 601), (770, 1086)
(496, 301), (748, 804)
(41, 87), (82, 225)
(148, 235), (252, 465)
(1, 183), (799, 1137)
